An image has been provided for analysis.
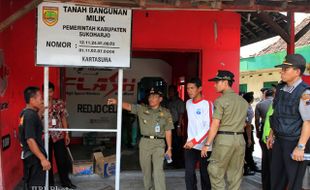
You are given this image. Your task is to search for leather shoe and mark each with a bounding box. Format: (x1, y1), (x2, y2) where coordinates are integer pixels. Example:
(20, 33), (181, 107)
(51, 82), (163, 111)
(253, 166), (262, 173)
(62, 183), (77, 189)
(243, 167), (255, 176)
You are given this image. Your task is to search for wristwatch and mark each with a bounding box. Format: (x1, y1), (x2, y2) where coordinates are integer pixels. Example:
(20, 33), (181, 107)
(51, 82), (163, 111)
(297, 144), (305, 151)
(204, 143), (211, 147)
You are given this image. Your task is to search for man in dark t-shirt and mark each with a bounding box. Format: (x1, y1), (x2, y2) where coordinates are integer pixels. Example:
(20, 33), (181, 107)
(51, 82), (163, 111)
(20, 109), (45, 158)
(20, 86), (51, 189)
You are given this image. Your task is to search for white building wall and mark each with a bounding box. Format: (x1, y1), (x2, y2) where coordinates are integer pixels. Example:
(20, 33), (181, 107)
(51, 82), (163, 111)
(240, 68), (280, 102)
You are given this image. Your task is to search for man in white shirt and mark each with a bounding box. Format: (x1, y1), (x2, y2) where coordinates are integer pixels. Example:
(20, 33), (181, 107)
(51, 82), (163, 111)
(183, 77), (212, 190)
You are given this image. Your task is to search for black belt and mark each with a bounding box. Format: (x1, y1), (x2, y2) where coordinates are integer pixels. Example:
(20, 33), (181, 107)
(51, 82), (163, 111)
(142, 135), (165, 139)
(217, 131), (243, 135)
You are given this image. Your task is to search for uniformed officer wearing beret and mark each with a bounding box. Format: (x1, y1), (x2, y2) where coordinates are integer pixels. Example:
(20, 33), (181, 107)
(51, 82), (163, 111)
(107, 88), (174, 190)
(201, 70), (248, 190)
(266, 54), (310, 190)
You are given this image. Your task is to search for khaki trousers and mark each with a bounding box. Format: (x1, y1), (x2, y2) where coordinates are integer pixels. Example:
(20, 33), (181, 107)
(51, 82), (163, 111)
(208, 134), (245, 190)
(139, 138), (166, 190)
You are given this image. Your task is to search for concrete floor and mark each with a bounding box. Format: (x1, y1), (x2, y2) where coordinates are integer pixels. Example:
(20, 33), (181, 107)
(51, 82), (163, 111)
(14, 170), (262, 190)
(69, 170), (263, 190)
(15, 168), (310, 190)
(14, 134), (310, 190)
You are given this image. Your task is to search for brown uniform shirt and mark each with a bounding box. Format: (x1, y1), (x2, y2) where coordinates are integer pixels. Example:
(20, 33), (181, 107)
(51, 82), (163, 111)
(131, 104), (174, 138)
(212, 89), (248, 132)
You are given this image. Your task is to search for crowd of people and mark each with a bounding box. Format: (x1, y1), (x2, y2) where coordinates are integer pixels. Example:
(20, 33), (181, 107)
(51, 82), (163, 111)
(19, 53), (309, 190)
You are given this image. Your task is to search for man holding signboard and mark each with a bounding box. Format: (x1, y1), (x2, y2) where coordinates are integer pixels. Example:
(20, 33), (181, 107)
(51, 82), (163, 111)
(107, 87), (174, 190)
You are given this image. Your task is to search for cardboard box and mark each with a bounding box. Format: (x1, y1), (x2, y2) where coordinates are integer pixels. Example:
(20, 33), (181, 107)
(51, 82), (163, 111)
(72, 161), (93, 175)
(93, 152), (105, 176)
(93, 152), (116, 177)
(103, 155), (116, 177)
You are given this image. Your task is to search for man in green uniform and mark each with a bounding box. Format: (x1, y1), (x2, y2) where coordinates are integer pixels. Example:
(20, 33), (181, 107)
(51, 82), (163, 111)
(107, 88), (174, 190)
(201, 70), (248, 190)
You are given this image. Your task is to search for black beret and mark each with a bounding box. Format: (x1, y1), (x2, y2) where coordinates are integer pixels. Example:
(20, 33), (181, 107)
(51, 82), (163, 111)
(149, 87), (163, 96)
(208, 70), (235, 82)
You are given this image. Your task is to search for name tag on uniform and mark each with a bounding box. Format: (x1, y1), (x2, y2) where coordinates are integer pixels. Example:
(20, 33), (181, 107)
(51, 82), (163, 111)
(155, 123), (160, 133)
(52, 119), (56, 126)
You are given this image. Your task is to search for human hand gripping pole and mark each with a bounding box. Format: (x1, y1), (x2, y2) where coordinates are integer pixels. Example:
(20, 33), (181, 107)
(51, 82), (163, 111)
(41, 158), (51, 171)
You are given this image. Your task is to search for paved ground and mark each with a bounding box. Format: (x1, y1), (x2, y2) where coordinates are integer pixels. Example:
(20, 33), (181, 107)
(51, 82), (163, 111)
(14, 133), (310, 190)
(15, 169), (263, 190)
(71, 170), (262, 190)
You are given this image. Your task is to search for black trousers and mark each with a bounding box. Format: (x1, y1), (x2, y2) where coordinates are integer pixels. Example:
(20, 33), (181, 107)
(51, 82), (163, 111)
(48, 138), (72, 186)
(260, 141), (272, 190)
(270, 137), (309, 190)
(172, 123), (184, 168)
(185, 149), (211, 190)
(244, 130), (256, 170)
(23, 155), (46, 190)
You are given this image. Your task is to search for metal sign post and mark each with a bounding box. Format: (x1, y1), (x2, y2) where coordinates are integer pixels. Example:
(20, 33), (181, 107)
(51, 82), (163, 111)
(115, 69), (123, 190)
(43, 69), (124, 190)
(38, 3), (130, 189)
(43, 67), (49, 188)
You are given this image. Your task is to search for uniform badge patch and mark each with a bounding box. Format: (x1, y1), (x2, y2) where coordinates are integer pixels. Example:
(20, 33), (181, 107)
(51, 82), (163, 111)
(144, 110), (150, 115)
(159, 112), (164, 117)
(301, 94), (310, 101)
(196, 108), (201, 115)
(301, 94), (310, 106)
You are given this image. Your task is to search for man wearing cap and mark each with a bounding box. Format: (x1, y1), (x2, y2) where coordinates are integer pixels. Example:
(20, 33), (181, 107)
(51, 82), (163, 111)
(255, 88), (274, 190)
(267, 54), (310, 190)
(242, 92), (258, 175)
(107, 88), (174, 190)
(260, 87), (269, 101)
(201, 70), (248, 190)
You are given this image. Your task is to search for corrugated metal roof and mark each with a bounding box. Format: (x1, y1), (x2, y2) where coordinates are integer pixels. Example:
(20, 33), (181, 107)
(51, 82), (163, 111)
(256, 17), (310, 56)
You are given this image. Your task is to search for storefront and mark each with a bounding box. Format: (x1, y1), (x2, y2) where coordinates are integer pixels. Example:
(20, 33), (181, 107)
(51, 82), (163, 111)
(1, 1), (242, 189)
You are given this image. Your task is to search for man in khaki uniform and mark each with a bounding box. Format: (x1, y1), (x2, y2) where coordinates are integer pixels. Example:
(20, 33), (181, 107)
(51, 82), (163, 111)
(107, 88), (174, 190)
(201, 70), (248, 190)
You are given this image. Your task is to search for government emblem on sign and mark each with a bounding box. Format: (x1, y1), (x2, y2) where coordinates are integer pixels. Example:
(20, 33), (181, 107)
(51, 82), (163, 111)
(42, 6), (59, 26)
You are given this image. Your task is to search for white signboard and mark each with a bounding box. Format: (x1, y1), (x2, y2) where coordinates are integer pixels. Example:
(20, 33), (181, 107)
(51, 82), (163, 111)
(36, 2), (132, 68)
(65, 58), (172, 137)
